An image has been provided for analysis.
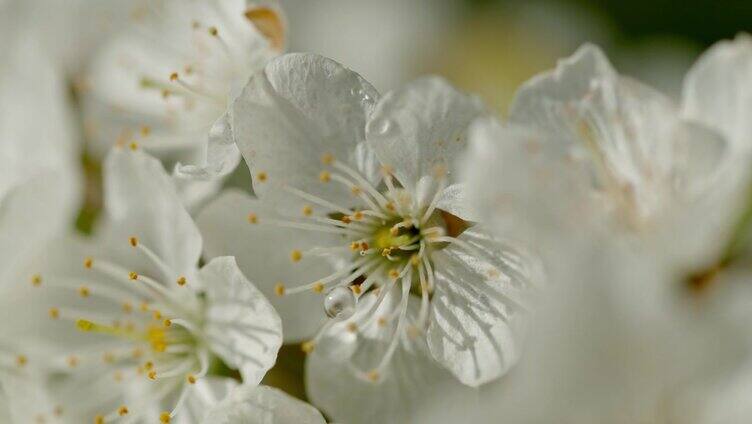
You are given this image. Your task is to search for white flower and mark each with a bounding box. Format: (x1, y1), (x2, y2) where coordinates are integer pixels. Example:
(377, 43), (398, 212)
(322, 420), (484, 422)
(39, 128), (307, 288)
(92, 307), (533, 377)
(15, 148), (282, 423)
(0, 26), (82, 422)
(461, 43), (742, 273)
(418, 242), (745, 424)
(202, 383), (326, 424)
(197, 53), (542, 421)
(457, 39), (752, 424)
(0, 28), (81, 283)
(82, 0), (286, 207)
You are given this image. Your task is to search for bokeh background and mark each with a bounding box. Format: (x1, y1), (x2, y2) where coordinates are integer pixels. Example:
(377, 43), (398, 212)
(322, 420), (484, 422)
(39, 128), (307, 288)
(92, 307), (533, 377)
(282, 0), (751, 112)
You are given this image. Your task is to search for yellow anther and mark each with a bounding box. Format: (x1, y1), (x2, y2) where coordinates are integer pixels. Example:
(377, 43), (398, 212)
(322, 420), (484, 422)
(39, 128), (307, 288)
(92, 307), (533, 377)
(144, 361), (154, 371)
(84, 257), (93, 269)
(76, 319), (97, 332)
(346, 322), (358, 333)
(153, 310), (162, 320)
(78, 286), (90, 298)
(30, 274), (42, 287)
(49, 307), (59, 319)
(385, 202), (395, 212)
(302, 205), (313, 216)
(350, 241), (360, 251)
(140, 126), (151, 137)
(160, 412), (171, 423)
(132, 348), (144, 358)
(118, 406), (129, 416)
(341, 215), (352, 224)
(94, 415), (105, 424)
(161, 90), (171, 99)
(274, 282), (285, 296)
(163, 319), (172, 327)
(350, 285), (362, 295)
(16, 355), (27, 367)
(377, 316), (388, 327)
(301, 340), (315, 354)
(128, 236), (138, 247)
(148, 370), (157, 380)
(187, 374), (197, 384)
(366, 370), (380, 382)
(140, 301), (149, 312)
(353, 211), (364, 220)
(247, 212), (258, 224)
(319, 170), (331, 183)
(321, 153), (334, 165)
(129, 142), (139, 151)
(350, 186), (362, 196)
(389, 225), (399, 236)
(128, 272), (138, 281)
(290, 249), (302, 262)
(256, 171), (268, 182)
(67, 356), (78, 368)
(176, 276), (187, 286)
(312, 282), (325, 293)
(410, 254), (421, 267)
(169, 72), (178, 81)
(208, 26), (218, 36)
(122, 302), (133, 313)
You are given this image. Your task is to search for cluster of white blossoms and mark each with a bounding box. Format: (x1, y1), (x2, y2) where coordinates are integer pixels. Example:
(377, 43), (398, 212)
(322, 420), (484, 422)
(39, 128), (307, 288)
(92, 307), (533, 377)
(2, 0), (752, 422)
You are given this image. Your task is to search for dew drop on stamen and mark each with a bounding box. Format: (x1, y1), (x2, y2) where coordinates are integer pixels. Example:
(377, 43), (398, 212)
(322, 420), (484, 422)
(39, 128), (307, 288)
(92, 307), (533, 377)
(324, 286), (356, 320)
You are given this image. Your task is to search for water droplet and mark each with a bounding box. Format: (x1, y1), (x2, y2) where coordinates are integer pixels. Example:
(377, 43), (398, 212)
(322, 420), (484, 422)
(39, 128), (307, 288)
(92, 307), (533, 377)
(324, 286), (356, 320)
(374, 118), (395, 137)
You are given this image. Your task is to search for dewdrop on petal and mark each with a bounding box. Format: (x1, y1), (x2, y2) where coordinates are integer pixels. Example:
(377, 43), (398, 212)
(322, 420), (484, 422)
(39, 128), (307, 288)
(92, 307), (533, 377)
(324, 286), (356, 319)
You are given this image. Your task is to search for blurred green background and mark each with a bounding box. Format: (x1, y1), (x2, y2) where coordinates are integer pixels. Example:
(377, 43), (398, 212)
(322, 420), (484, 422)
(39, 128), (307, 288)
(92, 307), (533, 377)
(282, 0), (751, 114)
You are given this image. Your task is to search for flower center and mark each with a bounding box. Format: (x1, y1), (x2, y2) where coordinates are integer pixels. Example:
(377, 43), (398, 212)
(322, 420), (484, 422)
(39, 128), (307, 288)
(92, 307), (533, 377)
(250, 154), (471, 382)
(28, 238), (208, 423)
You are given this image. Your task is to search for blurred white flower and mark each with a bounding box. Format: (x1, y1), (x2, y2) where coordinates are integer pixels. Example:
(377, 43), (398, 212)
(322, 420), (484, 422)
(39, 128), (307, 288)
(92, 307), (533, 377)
(82, 0), (286, 208)
(202, 383), (325, 424)
(419, 241), (745, 424)
(15, 148), (282, 423)
(1, 0), (139, 76)
(456, 38), (752, 424)
(197, 52), (542, 421)
(461, 44), (743, 274)
(0, 29), (81, 283)
(0, 24), (82, 423)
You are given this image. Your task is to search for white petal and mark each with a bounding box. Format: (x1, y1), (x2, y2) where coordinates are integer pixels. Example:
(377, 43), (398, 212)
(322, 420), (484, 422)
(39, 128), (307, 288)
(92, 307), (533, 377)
(683, 33), (752, 152)
(434, 183), (479, 222)
(427, 227), (539, 386)
(510, 43), (618, 130)
(306, 335), (478, 423)
(201, 256), (283, 385)
(175, 377), (240, 424)
(0, 170), (80, 283)
(366, 76), (486, 191)
(197, 189), (334, 342)
(175, 111), (242, 180)
(203, 384), (325, 424)
(103, 148), (202, 275)
(230, 53), (380, 210)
